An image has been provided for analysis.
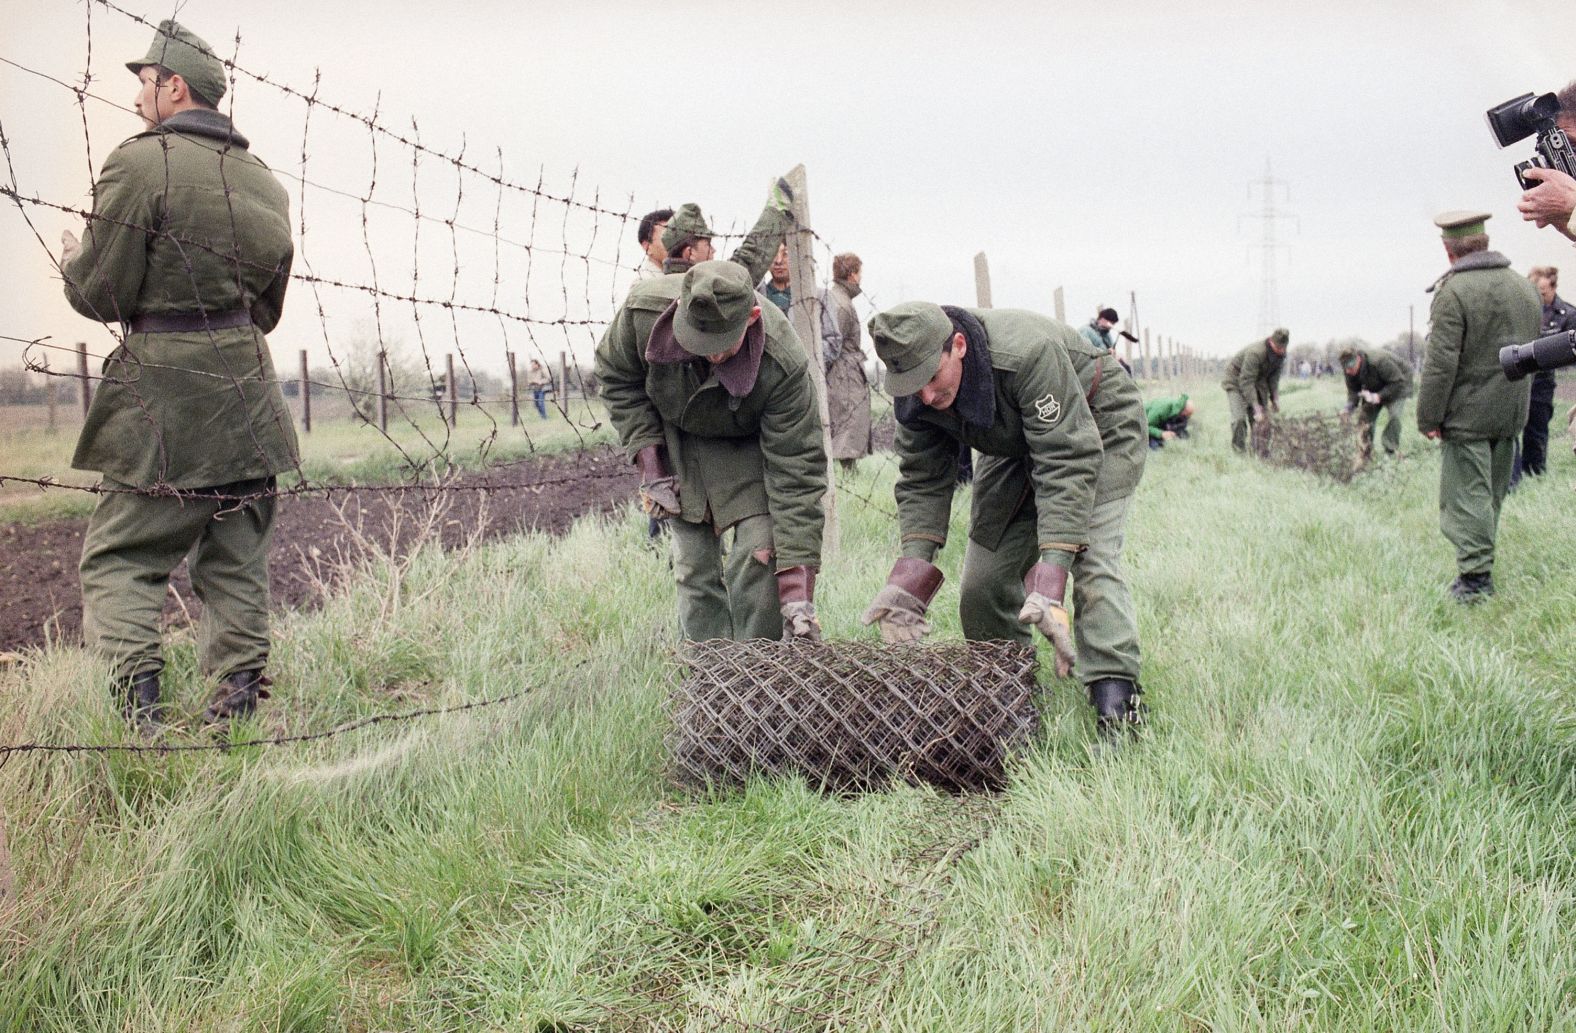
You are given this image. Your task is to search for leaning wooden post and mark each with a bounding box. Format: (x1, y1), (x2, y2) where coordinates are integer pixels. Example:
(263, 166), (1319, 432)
(299, 349), (311, 433)
(781, 163), (838, 558)
(506, 351), (519, 427)
(973, 252), (993, 309)
(77, 341), (91, 415)
(376, 349), (389, 434)
(1142, 328), (1153, 381)
(1053, 286), (1065, 324)
(445, 353), (458, 427)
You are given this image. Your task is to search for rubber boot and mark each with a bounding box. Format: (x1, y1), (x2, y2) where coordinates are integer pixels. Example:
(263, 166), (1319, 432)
(204, 669), (271, 727)
(1088, 678), (1145, 745)
(121, 669), (165, 737)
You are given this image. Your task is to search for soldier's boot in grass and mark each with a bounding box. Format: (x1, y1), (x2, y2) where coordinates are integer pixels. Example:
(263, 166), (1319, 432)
(1448, 572), (1495, 604)
(120, 670), (166, 737)
(1088, 678), (1145, 745)
(203, 669), (271, 728)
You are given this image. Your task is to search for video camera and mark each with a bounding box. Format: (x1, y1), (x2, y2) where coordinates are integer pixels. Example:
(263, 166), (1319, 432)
(1485, 92), (1576, 190)
(1500, 330), (1576, 381)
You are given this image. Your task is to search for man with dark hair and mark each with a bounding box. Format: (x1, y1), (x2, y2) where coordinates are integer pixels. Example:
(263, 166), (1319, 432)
(634, 208), (673, 282)
(594, 260), (827, 641)
(660, 177), (795, 281)
(1518, 81), (1576, 244)
(58, 20), (297, 733)
(821, 252), (871, 471)
(1222, 329), (1289, 452)
(759, 243), (792, 314)
(1418, 211), (1541, 602)
(1078, 307), (1121, 352)
(1339, 346), (1413, 466)
(1511, 266), (1576, 483)
(860, 302), (1149, 744)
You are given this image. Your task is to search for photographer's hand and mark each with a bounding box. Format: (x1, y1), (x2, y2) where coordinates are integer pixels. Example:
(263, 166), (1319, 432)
(1518, 167), (1576, 241)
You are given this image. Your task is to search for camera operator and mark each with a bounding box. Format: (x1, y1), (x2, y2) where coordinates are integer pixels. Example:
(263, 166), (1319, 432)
(1518, 81), (1576, 243)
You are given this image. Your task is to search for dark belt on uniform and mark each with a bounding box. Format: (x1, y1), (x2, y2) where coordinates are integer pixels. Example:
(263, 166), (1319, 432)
(127, 309), (254, 334)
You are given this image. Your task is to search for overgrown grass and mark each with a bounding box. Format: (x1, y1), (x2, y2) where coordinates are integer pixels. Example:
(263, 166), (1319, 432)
(3, 378), (1575, 1030)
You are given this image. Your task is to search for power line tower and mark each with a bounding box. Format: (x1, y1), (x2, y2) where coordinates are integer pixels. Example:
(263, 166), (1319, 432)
(1240, 158), (1297, 335)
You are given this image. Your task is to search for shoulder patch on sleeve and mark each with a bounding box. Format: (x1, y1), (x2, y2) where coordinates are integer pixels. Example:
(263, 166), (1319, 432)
(1032, 392), (1062, 425)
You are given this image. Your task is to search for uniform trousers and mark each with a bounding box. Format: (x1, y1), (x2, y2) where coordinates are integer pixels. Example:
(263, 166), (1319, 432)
(668, 513), (780, 640)
(958, 492), (1141, 686)
(79, 477), (275, 681)
(1438, 438), (1514, 576)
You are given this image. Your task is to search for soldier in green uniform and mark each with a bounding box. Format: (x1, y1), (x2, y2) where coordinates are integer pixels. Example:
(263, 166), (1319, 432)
(859, 303), (1148, 742)
(659, 180), (794, 282)
(1222, 328), (1289, 452)
(58, 21), (298, 733)
(1417, 211), (1541, 602)
(594, 260), (827, 640)
(1144, 393), (1193, 449)
(1339, 345), (1413, 467)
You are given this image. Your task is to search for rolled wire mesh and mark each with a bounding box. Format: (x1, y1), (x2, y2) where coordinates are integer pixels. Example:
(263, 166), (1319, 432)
(667, 640), (1039, 792)
(1253, 411), (1365, 482)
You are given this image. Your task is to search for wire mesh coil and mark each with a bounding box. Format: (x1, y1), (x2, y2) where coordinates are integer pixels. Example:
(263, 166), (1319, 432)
(667, 640), (1040, 792)
(1254, 411), (1365, 482)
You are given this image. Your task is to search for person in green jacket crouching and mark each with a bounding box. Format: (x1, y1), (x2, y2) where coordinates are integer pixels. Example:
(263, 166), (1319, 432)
(1145, 394), (1194, 450)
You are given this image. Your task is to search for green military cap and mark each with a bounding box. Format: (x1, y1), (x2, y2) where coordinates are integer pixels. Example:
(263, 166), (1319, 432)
(1434, 210), (1491, 239)
(675, 260), (756, 356)
(661, 203), (713, 254)
(1270, 327), (1290, 346)
(127, 19), (227, 106)
(868, 301), (953, 396)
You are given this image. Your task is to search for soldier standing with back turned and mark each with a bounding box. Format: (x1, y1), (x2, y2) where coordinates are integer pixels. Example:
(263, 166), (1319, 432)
(1416, 211), (1540, 603)
(59, 21), (298, 733)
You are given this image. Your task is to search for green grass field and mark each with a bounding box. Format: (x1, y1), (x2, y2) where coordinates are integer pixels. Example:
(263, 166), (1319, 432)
(3, 377), (1576, 1031)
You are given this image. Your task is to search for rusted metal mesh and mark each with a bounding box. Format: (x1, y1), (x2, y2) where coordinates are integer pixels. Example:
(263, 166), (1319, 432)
(1252, 411), (1366, 482)
(667, 640), (1039, 792)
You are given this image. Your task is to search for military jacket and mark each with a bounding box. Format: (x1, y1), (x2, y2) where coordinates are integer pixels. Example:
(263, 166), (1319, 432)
(661, 206), (791, 286)
(594, 275), (827, 570)
(1417, 252), (1540, 440)
(893, 308), (1144, 569)
(1343, 349), (1414, 409)
(1222, 340), (1285, 407)
(62, 109), (298, 489)
(1144, 395), (1189, 439)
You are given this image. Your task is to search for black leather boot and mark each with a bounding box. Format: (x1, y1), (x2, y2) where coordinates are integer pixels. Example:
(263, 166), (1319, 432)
(121, 670), (165, 736)
(203, 669), (271, 726)
(1088, 678), (1145, 744)
(1448, 572), (1495, 604)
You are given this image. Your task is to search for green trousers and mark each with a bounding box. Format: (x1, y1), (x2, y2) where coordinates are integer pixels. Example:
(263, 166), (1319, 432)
(668, 513), (780, 640)
(1438, 437), (1514, 576)
(1225, 389), (1251, 451)
(79, 477), (276, 682)
(958, 493), (1141, 685)
(1358, 398), (1406, 457)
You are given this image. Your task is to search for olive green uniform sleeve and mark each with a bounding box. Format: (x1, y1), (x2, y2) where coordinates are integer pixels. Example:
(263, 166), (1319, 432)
(1418, 290), (1463, 434)
(1014, 345), (1102, 569)
(893, 420), (960, 562)
(1234, 346), (1263, 401)
(62, 145), (158, 324)
(729, 206), (792, 286)
(1266, 356), (1283, 406)
(1374, 352), (1412, 402)
(758, 366), (828, 570)
(593, 300), (665, 459)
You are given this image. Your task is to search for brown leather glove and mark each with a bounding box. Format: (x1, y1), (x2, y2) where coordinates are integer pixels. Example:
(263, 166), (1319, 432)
(635, 444), (680, 519)
(860, 558), (944, 644)
(1018, 561), (1076, 677)
(776, 565), (820, 641)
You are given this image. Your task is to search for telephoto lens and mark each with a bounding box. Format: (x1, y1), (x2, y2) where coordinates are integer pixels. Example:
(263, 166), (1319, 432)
(1500, 330), (1576, 381)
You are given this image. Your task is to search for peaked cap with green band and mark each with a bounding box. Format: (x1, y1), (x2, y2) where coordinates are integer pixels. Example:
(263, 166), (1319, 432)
(675, 260), (756, 355)
(661, 203), (714, 254)
(127, 20), (228, 106)
(868, 301), (953, 396)
(1434, 210), (1492, 239)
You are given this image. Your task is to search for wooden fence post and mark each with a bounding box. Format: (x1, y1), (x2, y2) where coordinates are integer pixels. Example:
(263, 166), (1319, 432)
(781, 163), (838, 558)
(376, 349), (389, 434)
(446, 353), (457, 427)
(1142, 329), (1152, 381)
(973, 252), (993, 309)
(1053, 286), (1065, 324)
(45, 359), (58, 433)
(299, 349), (311, 433)
(77, 341), (91, 415)
(559, 351), (570, 412)
(507, 351), (519, 427)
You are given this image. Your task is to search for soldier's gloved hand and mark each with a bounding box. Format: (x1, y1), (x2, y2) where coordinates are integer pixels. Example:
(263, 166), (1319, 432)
(1251, 404), (1266, 423)
(1360, 389), (1381, 405)
(860, 558), (944, 645)
(776, 566), (821, 642)
(60, 229), (81, 264)
(635, 444), (680, 520)
(768, 175), (795, 213)
(1018, 561), (1076, 677)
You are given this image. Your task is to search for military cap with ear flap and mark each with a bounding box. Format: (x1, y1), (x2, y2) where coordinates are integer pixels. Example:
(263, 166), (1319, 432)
(674, 260), (756, 356)
(126, 20), (228, 106)
(868, 301), (954, 397)
(661, 203), (714, 254)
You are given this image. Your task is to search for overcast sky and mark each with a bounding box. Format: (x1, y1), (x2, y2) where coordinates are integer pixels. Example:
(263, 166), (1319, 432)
(4, 0), (1574, 377)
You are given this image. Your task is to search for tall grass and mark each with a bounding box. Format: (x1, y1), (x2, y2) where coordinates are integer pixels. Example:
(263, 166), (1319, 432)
(2, 378), (1574, 1030)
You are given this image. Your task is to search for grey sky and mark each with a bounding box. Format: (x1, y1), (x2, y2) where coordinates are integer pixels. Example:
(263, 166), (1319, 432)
(3, 0), (1573, 378)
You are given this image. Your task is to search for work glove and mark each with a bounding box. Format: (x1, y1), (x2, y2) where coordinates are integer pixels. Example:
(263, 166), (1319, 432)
(768, 175), (795, 213)
(776, 565), (821, 642)
(1251, 403), (1266, 423)
(1359, 389), (1381, 405)
(635, 445), (680, 520)
(1018, 561), (1076, 677)
(860, 558), (945, 645)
